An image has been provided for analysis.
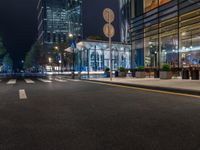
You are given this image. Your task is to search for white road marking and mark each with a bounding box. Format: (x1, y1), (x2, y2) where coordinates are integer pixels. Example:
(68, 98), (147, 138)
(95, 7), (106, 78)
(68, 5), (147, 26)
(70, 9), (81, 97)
(38, 78), (52, 83)
(19, 89), (27, 100)
(68, 79), (80, 82)
(25, 79), (35, 84)
(55, 78), (67, 82)
(7, 79), (16, 85)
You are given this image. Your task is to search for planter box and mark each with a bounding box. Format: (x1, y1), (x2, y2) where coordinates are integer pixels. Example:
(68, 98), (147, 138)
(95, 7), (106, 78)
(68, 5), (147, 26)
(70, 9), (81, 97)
(118, 72), (127, 77)
(182, 70), (189, 79)
(160, 71), (172, 79)
(104, 72), (110, 78)
(191, 70), (199, 80)
(135, 71), (146, 78)
(154, 70), (160, 78)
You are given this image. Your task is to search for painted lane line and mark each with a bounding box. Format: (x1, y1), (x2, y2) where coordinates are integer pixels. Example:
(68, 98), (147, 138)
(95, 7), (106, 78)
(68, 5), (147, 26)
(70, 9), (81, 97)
(25, 79), (35, 84)
(55, 78), (67, 82)
(68, 79), (80, 82)
(19, 89), (27, 100)
(7, 79), (16, 85)
(84, 80), (200, 99)
(38, 78), (52, 83)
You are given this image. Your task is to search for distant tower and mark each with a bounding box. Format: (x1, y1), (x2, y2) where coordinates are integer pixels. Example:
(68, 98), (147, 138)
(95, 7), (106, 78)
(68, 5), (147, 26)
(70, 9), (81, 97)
(119, 0), (131, 44)
(37, 0), (82, 45)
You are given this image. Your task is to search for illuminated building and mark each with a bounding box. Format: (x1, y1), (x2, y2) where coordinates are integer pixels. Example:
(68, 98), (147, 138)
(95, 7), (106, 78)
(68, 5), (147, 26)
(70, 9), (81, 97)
(131, 0), (200, 68)
(37, 0), (82, 45)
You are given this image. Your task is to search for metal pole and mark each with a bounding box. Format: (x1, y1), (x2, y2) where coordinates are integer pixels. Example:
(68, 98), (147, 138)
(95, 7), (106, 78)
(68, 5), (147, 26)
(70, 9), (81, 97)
(73, 47), (75, 79)
(109, 36), (112, 81)
(60, 52), (62, 74)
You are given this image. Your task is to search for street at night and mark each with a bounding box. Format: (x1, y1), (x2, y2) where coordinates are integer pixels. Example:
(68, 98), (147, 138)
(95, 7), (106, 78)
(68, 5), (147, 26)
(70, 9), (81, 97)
(0, 77), (200, 149)
(1, 0), (200, 149)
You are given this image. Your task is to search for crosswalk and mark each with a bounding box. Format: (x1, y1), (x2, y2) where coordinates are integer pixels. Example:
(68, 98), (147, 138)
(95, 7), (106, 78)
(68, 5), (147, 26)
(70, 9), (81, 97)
(7, 79), (16, 85)
(25, 79), (35, 84)
(0, 78), (81, 85)
(38, 78), (52, 83)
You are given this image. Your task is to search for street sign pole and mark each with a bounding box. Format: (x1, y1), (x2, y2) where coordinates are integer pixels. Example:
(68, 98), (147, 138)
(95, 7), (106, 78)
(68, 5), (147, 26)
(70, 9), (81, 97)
(103, 8), (115, 81)
(108, 17), (112, 81)
(109, 35), (112, 81)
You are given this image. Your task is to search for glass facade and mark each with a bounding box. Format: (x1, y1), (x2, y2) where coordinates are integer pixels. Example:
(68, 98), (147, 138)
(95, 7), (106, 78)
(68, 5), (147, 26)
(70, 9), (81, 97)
(119, 0), (131, 43)
(37, 0), (82, 45)
(75, 41), (131, 72)
(131, 0), (200, 68)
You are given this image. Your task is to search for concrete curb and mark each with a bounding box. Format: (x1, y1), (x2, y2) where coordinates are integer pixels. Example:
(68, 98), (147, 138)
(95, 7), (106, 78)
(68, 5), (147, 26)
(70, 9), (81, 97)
(84, 79), (200, 96)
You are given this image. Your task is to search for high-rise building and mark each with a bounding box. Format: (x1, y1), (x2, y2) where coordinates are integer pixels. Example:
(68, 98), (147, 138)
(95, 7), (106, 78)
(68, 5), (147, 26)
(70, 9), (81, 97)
(37, 0), (120, 45)
(131, 0), (200, 68)
(37, 0), (82, 45)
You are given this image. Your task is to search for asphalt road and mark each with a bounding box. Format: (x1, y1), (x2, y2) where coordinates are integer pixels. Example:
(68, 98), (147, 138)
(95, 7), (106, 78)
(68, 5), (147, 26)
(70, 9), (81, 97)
(0, 77), (200, 150)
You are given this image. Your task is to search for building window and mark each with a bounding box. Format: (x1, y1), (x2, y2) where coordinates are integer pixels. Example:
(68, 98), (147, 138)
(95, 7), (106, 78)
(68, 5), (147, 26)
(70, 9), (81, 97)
(144, 0), (158, 13)
(144, 0), (171, 13)
(180, 9), (200, 67)
(144, 35), (158, 67)
(160, 32), (178, 67)
(159, 17), (178, 67)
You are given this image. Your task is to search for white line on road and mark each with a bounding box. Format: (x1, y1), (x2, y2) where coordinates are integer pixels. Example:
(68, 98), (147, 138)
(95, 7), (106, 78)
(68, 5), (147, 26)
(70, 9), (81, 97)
(25, 79), (35, 84)
(38, 78), (52, 83)
(68, 79), (80, 82)
(55, 78), (67, 82)
(19, 89), (27, 100)
(7, 79), (16, 85)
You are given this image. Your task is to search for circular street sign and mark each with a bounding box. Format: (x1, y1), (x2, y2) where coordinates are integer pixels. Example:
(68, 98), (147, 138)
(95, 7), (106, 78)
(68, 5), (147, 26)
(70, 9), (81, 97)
(103, 8), (115, 23)
(103, 23), (115, 38)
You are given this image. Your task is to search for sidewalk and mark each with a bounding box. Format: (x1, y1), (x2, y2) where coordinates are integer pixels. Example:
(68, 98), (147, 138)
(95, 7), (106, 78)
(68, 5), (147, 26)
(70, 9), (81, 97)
(87, 77), (200, 96)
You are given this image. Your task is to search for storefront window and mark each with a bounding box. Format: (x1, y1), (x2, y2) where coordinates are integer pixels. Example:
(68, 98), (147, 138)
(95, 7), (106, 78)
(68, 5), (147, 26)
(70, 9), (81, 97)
(180, 26), (200, 67)
(135, 39), (144, 67)
(144, 35), (158, 67)
(180, 9), (200, 67)
(160, 32), (178, 67)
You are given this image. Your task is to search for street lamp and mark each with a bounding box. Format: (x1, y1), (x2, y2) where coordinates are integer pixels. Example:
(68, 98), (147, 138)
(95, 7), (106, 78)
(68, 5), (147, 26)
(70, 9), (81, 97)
(48, 57), (52, 72)
(54, 46), (62, 74)
(48, 57), (52, 63)
(54, 46), (59, 50)
(69, 33), (73, 38)
(69, 33), (75, 79)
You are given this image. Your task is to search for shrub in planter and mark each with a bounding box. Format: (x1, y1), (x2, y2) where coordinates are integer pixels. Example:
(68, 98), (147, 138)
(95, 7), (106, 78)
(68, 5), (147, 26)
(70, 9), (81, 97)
(130, 69), (136, 77)
(182, 69), (189, 79)
(118, 67), (127, 77)
(104, 67), (110, 78)
(160, 64), (172, 79)
(136, 66), (146, 78)
(191, 68), (199, 80)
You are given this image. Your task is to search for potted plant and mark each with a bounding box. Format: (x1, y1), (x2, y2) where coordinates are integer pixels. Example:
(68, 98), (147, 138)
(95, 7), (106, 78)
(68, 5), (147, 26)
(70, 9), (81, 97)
(160, 64), (172, 79)
(182, 68), (189, 79)
(191, 68), (199, 80)
(104, 67), (110, 78)
(135, 66), (146, 78)
(118, 67), (127, 77)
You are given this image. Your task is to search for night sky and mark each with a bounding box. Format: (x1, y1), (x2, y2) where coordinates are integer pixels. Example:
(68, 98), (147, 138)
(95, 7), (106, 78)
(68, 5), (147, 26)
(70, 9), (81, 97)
(0, 0), (119, 69)
(0, 0), (38, 69)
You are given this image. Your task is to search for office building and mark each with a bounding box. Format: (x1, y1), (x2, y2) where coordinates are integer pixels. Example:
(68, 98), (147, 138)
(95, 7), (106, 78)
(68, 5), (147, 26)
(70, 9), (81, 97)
(37, 0), (82, 45)
(131, 0), (200, 68)
(37, 0), (120, 45)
